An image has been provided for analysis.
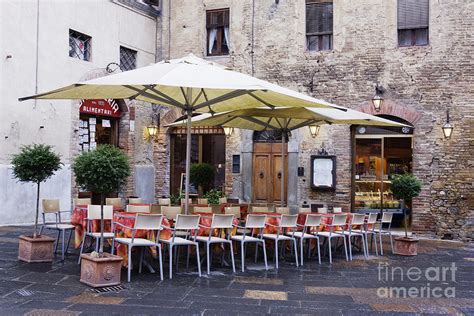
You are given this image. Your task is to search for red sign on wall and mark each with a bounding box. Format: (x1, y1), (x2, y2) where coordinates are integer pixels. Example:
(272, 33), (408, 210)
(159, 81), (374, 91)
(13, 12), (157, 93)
(79, 99), (121, 118)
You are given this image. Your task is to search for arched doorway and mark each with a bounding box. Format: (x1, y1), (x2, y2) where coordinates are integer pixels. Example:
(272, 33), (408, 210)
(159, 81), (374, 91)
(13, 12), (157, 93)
(252, 130), (288, 203)
(353, 115), (414, 226)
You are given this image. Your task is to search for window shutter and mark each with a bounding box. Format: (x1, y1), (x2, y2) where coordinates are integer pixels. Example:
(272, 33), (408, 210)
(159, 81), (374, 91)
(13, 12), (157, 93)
(207, 9), (229, 28)
(398, 0), (429, 30)
(306, 1), (333, 35)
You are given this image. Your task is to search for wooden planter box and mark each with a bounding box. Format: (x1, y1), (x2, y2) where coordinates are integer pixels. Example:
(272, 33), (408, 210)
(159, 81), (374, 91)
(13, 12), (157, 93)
(80, 253), (123, 288)
(18, 235), (55, 263)
(394, 237), (419, 256)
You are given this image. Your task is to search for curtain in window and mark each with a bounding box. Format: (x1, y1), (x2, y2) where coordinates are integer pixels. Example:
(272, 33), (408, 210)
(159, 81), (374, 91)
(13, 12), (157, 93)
(208, 28), (218, 54)
(398, 0), (429, 29)
(224, 27), (230, 47)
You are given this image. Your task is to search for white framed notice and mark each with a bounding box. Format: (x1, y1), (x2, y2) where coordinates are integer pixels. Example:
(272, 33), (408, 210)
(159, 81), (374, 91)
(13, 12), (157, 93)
(89, 117), (96, 125)
(89, 124), (96, 132)
(102, 119), (111, 127)
(310, 155), (336, 190)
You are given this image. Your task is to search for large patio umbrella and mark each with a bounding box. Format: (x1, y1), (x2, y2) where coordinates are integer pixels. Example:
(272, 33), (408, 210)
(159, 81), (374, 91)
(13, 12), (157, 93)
(19, 54), (345, 214)
(169, 107), (408, 207)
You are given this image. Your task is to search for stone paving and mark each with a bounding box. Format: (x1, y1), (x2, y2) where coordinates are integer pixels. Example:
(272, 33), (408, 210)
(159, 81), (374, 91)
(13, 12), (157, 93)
(0, 225), (473, 315)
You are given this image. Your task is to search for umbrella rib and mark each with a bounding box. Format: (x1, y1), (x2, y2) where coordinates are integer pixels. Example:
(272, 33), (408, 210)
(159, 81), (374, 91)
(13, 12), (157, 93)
(191, 89), (204, 106)
(18, 83), (84, 101)
(193, 90), (256, 111)
(247, 92), (275, 109)
(240, 116), (278, 130)
(288, 119), (318, 131)
(180, 87), (189, 106)
(124, 85), (179, 108)
(145, 85), (186, 109)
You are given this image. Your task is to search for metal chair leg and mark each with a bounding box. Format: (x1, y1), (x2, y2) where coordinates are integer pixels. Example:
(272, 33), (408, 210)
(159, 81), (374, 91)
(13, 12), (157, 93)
(241, 242), (245, 272)
(158, 245), (163, 281)
(65, 230), (72, 255)
(261, 240), (268, 270)
(54, 231), (60, 254)
(343, 236), (349, 261)
(293, 239), (298, 267)
(139, 247), (144, 274)
(61, 230), (65, 261)
(379, 231), (384, 255)
(348, 235), (352, 261)
(389, 231), (394, 254)
(316, 237), (321, 264)
(328, 238), (332, 264)
(300, 238), (304, 266)
(127, 246), (132, 282)
(169, 244), (173, 279)
(186, 245), (190, 270)
(229, 242), (236, 273)
(274, 240), (279, 269)
(195, 243), (201, 277)
(78, 234), (86, 264)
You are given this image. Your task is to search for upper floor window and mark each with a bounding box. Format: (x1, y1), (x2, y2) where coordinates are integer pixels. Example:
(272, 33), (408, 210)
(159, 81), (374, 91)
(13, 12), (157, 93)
(306, 0), (333, 51)
(120, 46), (137, 71)
(69, 29), (91, 61)
(398, 0), (429, 47)
(206, 9), (229, 56)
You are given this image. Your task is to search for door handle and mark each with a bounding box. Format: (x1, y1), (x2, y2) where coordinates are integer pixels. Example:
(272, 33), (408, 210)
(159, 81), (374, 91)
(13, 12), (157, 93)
(277, 172), (282, 179)
(259, 171), (264, 179)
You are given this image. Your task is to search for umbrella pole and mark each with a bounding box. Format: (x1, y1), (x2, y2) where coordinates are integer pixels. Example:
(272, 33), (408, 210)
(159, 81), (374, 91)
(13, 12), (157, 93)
(184, 109), (192, 215)
(281, 130), (285, 208)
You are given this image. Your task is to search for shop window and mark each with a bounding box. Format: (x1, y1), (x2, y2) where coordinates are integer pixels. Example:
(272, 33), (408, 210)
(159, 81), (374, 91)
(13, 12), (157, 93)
(206, 9), (230, 56)
(232, 155), (240, 174)
(306, 0), (333, 51)
(120, 46), (137, 71)
(398, 0), (429, 47)
(69, 29), (91, 61)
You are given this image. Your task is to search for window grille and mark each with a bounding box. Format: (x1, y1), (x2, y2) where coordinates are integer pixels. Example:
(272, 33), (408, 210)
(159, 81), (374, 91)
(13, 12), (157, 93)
(120, 46), (137, 71)
(69, 29), (91, 61)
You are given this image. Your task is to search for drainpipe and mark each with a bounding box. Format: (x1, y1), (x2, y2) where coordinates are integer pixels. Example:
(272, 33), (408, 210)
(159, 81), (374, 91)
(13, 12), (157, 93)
(251, 0), (255, 76)
(34, 0), (40, 108)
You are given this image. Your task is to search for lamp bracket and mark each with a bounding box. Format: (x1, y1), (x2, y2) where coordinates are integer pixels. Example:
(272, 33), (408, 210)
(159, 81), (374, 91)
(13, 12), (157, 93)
(375, 84), (385, 95)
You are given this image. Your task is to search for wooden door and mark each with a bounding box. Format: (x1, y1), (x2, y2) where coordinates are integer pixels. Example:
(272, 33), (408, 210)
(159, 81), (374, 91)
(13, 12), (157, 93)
(252, 143), (287, 203)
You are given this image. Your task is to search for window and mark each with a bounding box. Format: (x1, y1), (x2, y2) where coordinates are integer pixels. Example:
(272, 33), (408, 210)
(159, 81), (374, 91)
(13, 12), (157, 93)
(206, 9), (230, 56)
(232, 155), (240, 174)
(120, 46), (137, 71)
(69, 29), (91, 61)
(306, 0), (333, 51)
(398, 0), (429, 47)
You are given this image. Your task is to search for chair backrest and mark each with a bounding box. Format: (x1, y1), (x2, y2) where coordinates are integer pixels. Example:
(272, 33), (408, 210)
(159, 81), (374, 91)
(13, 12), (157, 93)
(317, 208), (328, 214)
(74, 198), (91, 207)
(106, 198), (122, 208)
(181, 198), (193, 205)
(275, 207), (290, 215)
(157, 198), (171, 206)
(252, 206), (269, 213)
(333, 207), (342, 213)
(219, 197), (228, 204)
(332, 214), (347, 226)
(224, 206), (240, 218)
(304, 214), (322, 227)
(161, 206), (182, 220)
(280, 214), (298, 228)
(193, 206), (213, 213)
(211, 214), (234, 229)
(197, 198), (208, 205)
(128, 198), (143, 204)
(42, 199), (60, 213)
(298, 207), (310, 213)
(367, 213), (378, 224)
(381, 212), (393, 223)
(134, 214), (163, 230)
(245, 214), (267, 229)
(87, 205), (114, 220)
(175, 214), (200, 230)
(150, 204), (161, 213)
(126, 205), (151, 213)
(351, 214), (366, 225)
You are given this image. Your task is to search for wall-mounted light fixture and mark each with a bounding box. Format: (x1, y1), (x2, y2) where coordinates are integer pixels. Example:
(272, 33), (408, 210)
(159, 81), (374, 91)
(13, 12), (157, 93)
(223, 126), (234, 137)
(442, 109), (453, 139)
(372, 84), (384, 112)
(144, 111), (160, 141)
(309, 124), (320, 138)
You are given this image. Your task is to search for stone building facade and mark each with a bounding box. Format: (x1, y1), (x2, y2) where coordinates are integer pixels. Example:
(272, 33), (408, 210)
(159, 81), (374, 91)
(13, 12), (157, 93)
(152, 0), (473, 241)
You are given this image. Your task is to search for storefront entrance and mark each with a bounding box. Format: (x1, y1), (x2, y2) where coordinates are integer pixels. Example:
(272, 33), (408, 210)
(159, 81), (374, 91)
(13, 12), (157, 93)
(353, 115), (414, 225)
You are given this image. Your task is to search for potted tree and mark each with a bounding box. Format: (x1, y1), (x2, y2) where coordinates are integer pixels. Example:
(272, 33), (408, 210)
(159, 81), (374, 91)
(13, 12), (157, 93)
(73, 145), (130, 287)
(12, 144), (62, 263)
(190, 163), (214, 195)
(391, 173), (422, 256)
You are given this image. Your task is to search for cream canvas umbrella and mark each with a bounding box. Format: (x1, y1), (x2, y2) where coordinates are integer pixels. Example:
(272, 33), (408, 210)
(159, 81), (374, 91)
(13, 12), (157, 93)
(169, 107), (408, 207)
(19, 54), (344, 213)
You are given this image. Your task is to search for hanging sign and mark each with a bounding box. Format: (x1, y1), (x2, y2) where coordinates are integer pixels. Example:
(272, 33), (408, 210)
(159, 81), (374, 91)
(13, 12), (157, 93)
(80, 99), (121, 118)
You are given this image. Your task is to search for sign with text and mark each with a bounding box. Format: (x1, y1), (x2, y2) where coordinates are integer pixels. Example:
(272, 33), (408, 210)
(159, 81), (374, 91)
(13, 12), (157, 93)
(80, 99), (121, 118)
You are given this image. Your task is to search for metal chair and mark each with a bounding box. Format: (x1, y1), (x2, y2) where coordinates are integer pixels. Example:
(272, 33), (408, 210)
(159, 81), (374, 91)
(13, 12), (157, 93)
(78, 205), (115, 263)
(275, 207), (290, 215)
(352, 213), (379, 256)
(298, 207), (311, 213)
(197, 198), (208, 205)
(291, 214), (322, 265)
(106, 198), (122, 208)
(337, 214), (368, 260)
(317, 207), (328, 214)
(158, 198), (171, 206)
(231, 214), (268, 272)
(332, 207), (342, 213)
(375, 212), (394, 255)
(159, 214), (201, 279)
(193, 206), (213, 213)
(40, 199), (75, 261)
(161, 206), (182, 221)
(251, 206), (269, 213)
(224, 206), (241, 218)
(263, 214), (299, 269)
(180, 198), (193, 206)
(113, 214), (164, 282)
(128, 198), (143, 204)
(196, 214), (236, 274)
(219, 197), (228, 204)
(73, 198), (91, 207)
(126, 204), (151, 213)
(318, 214), (349, 264)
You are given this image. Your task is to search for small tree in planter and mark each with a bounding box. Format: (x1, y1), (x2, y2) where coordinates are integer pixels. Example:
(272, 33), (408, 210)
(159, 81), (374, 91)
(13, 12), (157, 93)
(391, 173), (422, 256)
(73, 145), (130, 287)
(203, 189), (224, 205)
(190, 163), (214, 194)
(12, 144), (62, 263)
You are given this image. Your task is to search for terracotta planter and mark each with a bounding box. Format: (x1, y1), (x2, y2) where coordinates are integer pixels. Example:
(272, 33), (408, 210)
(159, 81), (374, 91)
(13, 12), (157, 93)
(394, 237), (419, 256)
(18, 235), (55, 263)
(80, 253), (122, 288)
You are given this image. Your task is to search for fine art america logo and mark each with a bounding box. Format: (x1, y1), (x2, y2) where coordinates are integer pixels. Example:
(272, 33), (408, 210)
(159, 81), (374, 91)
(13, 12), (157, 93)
(377, 262), (457, 298)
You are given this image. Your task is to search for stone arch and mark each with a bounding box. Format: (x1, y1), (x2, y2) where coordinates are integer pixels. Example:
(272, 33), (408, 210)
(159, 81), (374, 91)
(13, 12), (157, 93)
(160, 107), (183, 128)
(355, 99), (422, 125)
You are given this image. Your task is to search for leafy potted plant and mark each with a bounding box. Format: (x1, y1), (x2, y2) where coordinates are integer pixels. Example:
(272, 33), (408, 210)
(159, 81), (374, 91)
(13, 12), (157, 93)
(391, 173), (422, 256)
(12, 144), (62, 263)
(190, 163), (214, 194)
(73, 145), (130, 287)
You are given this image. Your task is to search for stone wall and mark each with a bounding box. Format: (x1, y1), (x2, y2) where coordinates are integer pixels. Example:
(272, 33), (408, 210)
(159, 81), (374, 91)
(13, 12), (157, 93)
(156, 0), (474, 241)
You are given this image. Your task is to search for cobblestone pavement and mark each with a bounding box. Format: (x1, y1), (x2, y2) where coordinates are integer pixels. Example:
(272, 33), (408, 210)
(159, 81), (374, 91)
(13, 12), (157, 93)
(0, 225), (473, 315)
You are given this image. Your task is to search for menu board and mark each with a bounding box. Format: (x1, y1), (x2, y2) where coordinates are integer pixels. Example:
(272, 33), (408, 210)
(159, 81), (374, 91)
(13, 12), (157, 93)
(311, 155), (336, 190)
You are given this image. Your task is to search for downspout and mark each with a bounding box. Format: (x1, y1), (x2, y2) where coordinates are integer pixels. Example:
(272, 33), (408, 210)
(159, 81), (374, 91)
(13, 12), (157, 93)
(168, 0), (171, 59)
(251, 0), (255, 76)
(34, 0), (40, 108)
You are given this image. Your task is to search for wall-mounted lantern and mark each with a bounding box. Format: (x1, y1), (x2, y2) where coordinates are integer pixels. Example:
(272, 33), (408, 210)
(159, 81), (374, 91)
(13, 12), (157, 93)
(309, 124), (320, 138)
(223, 126), (234, 137)
(144, 111), (160, 141)
(442, 109), (453, 139)
(372, 84), (384, 112)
